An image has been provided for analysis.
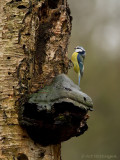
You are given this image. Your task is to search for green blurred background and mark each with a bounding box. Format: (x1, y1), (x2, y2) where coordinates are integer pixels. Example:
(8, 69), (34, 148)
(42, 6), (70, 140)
(62, 0), (120, 159)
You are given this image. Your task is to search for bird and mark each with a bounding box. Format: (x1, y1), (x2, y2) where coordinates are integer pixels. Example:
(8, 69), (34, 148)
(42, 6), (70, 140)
(71, 46), (86, 86)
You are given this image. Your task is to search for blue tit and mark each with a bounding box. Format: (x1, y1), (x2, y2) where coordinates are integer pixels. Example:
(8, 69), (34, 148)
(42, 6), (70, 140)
(71, 46), (86, 86)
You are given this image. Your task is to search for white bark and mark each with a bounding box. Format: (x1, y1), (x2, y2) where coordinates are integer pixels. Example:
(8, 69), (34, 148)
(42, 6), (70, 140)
(0, 0), (71, 159)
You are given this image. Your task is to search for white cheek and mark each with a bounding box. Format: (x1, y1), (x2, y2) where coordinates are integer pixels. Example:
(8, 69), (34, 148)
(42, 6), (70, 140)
(75, 49), (83, 52)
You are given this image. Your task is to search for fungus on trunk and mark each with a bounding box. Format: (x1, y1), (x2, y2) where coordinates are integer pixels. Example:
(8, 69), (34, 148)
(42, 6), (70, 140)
(19, 74), (93, 146)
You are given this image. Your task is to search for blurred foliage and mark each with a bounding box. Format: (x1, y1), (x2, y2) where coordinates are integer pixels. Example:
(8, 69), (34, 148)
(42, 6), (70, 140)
(62, 0), (120, 160)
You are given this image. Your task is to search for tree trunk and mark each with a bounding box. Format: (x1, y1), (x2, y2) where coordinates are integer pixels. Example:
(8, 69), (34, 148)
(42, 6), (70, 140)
(0, 0), (72, 159)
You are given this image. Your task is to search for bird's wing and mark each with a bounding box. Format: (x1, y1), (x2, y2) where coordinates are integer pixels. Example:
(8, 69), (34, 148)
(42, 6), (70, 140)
(77, 54), (84, 76)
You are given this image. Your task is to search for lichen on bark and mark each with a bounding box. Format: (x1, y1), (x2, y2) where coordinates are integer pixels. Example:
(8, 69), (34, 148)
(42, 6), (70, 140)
(0, 0), (72, 159)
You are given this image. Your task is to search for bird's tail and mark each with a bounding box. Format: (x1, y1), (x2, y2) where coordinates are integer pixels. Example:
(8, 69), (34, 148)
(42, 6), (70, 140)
(78, 72), (81, 87)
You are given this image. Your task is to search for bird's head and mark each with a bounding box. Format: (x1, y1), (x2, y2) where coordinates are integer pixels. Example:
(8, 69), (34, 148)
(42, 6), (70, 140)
(74, 46), (86, 58)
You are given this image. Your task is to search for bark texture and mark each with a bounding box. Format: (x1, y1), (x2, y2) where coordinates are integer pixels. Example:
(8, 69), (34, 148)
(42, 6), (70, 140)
(0, 0), (72, 159)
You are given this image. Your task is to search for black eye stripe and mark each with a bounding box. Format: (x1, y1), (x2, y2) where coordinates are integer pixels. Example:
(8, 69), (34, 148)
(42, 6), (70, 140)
(76, 47), (85, 51)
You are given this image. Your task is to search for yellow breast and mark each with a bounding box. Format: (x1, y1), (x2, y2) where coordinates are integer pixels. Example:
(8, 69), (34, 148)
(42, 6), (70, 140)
(71, 52), (80, 73)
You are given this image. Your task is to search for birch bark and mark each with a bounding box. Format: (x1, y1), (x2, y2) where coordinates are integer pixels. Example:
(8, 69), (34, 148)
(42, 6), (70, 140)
(0, 0), (72, 159)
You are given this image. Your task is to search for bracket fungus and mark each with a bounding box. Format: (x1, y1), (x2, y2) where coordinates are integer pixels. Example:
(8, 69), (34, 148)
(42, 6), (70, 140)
(19, 74), (93, 146)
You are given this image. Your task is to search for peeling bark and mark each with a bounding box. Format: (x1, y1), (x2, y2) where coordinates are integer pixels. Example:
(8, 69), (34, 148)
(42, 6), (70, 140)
(0, 0), (72, 159)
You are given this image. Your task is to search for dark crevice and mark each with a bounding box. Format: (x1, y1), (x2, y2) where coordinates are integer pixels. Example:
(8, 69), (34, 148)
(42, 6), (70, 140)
(23, 44), (25, 49)
(17, 5), (27, 9)
(48, 0), (59, 9)
(35, 23), (51, 74)
(25, 33), (31, 36)
(54, 102), (86, 113)
(84, 97), (86, 102)
(64, 87), (72, 91)
(8, 72), (11, 75)
(62, 0), (64, 5)
(7, 57), (11, 59)
(17, 153), (28, 160)
(39, 151), (45, 158)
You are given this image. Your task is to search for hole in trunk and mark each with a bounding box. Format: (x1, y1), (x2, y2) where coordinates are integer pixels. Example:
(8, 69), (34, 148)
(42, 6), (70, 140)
(17, 5), (26, 9)
(17, 153), (28, 160)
